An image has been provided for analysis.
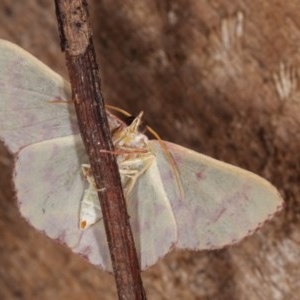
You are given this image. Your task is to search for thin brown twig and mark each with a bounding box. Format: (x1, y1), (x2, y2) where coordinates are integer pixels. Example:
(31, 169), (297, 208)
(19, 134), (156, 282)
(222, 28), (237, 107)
(54, 1), (146, 299)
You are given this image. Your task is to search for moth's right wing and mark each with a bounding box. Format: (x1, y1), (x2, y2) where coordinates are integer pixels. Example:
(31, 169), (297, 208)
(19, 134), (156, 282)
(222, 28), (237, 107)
(150, 140), (283, 251)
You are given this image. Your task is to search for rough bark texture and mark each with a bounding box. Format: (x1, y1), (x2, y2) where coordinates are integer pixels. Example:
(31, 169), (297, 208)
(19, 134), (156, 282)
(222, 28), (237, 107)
(0, 1), (298, 299)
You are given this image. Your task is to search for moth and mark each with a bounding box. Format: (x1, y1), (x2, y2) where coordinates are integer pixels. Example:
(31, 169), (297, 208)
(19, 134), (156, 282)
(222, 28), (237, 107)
(0, 39), (283, 272)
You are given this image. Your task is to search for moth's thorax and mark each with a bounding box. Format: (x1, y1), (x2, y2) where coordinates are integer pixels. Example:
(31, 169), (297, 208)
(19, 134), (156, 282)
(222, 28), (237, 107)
(80, 112), (155, 228)
(115, 131), (148, 149)
(115, 130), (152, 168)
(112, 113), (149, 151)
(80, 116), (154, 217)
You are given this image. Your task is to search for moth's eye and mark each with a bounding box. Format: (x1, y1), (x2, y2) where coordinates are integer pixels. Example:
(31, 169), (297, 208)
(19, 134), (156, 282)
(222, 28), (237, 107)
(125, 115), (147, 133)
(124, 115), (136, 126)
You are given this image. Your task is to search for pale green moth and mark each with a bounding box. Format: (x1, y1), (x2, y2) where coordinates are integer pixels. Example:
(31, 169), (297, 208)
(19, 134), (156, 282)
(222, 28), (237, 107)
(0, 39), (283, 272)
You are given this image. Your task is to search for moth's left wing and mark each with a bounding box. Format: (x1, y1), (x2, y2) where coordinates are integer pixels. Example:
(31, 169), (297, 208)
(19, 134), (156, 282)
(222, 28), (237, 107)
(0, 39), (124, 153)
(0, 39), (77, 153)
(150, 140), (283, 250)
(15, 135), (113, 271)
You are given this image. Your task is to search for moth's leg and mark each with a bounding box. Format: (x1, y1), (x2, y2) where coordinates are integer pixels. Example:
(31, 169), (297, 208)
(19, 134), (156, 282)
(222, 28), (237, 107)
(81, 163), (90, 175)
(81, 153), (154, 199)
(100, 148), (148, 155)
(81, 164), (97, 189)
(119, 155), (154, 198)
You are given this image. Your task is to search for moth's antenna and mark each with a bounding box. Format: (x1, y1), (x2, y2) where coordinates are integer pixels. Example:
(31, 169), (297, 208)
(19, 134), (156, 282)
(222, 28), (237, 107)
(106, 104), (131, 117)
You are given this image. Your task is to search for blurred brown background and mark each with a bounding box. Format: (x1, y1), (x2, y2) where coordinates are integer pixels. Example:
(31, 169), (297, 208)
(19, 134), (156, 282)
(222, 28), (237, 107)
(0, 1), (299, 299)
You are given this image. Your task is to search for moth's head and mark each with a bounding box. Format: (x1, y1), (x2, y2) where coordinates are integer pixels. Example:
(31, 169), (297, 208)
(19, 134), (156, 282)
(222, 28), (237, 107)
(126, 111), (145, 134)
(112, 111), (148, 148)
